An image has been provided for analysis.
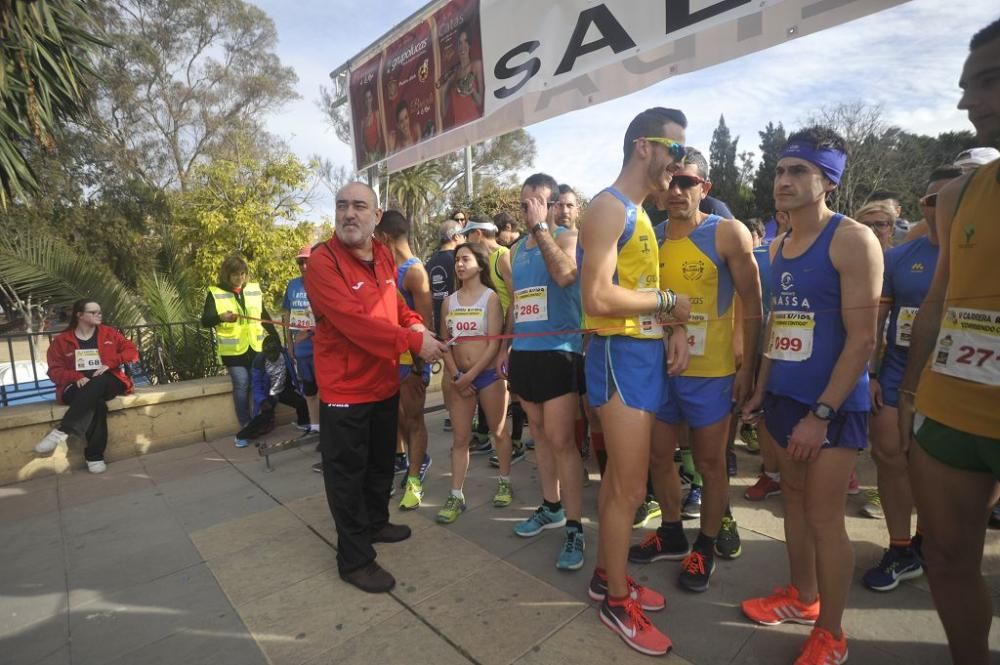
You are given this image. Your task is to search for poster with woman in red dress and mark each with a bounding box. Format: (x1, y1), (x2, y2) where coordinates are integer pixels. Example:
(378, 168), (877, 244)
(434, 0), (484, 132)
(382, 20), (438, 156)
(349, 54), (384, 169)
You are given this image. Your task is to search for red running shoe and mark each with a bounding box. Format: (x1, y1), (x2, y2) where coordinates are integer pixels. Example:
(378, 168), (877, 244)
(588, 570), (666, 611)
(741, 585), (820, 626)
(794, 626), (848, 664)
(745, 473), (782, 501)
(599, 596), (672, 656)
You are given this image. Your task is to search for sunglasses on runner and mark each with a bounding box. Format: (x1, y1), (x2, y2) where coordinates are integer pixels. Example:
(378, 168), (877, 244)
(669, 174), (706, 190)
(919, 192), (938, 207)
(636, 136), (686, 162)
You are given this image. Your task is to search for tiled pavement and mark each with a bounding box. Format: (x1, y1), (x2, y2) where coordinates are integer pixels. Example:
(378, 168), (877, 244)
(2, 403), (999, 665)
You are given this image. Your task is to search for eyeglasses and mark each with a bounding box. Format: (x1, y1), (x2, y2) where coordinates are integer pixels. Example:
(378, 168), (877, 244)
(668, 175), (705, 190)
(862, 220), (893, 231)
(635, 136), (686, 162)
(919, 193), (938, 207)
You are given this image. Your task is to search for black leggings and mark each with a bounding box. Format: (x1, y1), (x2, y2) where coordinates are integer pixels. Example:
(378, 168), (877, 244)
(60, 374), (125, 462)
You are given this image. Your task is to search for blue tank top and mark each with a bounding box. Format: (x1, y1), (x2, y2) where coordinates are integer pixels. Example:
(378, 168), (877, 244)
(766, 215), (869, 411)
(510, 228), (583, 353)
(882, 236), (938, 365)
(753, 246), (772, 318)
(281, 276), (313, 356)
(397, 257), (420, 310)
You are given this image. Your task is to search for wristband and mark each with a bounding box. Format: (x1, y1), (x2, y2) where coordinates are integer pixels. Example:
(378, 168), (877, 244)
(665, 289), (677, 314)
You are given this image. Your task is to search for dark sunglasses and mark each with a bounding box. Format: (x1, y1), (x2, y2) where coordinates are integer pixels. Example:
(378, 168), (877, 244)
(669, 175), (705, 190)
(919, 193), (938, 207)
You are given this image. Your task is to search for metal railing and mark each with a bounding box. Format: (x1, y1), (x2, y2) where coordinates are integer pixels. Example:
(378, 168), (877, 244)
(0, 321), (224, 407)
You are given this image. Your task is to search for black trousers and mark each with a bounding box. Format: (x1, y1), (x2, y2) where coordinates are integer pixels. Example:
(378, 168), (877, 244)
(319, 394), (399, 574)
(237, 386), (310, 439)
(60, 374), (125, 462)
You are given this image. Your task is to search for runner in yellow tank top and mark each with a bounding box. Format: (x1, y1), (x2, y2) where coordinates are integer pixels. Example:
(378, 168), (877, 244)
(897, 20), (1000, 665)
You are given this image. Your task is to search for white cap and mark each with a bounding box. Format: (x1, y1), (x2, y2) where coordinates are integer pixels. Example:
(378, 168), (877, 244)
(953, 147), (1000, 169)
(460, 219), (498, 235)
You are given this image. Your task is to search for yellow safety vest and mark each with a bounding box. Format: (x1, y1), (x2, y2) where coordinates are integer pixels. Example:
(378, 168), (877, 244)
(209, 283), (265, 360)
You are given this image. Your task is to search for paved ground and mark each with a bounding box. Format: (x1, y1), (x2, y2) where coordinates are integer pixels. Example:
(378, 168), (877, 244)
(3, 400), (1000, 665)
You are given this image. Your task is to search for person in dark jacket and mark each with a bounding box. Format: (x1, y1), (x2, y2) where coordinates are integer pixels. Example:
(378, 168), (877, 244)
(237, 336), (310, 439)
(34, 299), (139, 474)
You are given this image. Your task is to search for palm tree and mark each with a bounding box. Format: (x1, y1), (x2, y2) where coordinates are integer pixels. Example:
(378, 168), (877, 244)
(0, 0), (106, 208)
(383, 161), (444, 254)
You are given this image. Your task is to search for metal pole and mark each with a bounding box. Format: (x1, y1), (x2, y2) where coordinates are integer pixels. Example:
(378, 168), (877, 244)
(367, 165), (380, 205)
(464, 145), (473, 198)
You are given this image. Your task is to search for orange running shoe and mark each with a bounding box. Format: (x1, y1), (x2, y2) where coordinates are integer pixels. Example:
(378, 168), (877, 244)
(741, 585), (820, 626)
(588, 570), (666, 611)
(794, 626), (848, 664)
(599, 596), (672, 656)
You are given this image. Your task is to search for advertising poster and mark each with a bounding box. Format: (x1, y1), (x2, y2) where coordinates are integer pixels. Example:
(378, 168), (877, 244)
(433, 0), (484, 132)
(349, 53), (385, 169)
(381, 19), (438, 157)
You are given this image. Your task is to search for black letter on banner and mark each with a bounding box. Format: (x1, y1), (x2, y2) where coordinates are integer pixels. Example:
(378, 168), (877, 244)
(665, 0), (751, 34)
(554, 5), (636, 76)
(494, 41), (542, 99)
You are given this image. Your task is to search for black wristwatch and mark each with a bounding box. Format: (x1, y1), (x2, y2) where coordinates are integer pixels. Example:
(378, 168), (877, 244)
(811, 402), (836, 421)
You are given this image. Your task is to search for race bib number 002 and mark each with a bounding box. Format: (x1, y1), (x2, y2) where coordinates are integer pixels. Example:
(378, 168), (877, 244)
(447, 307), (486, 338)
(766, 311), (815, 362)
(931, 308), (1000, 386)
(75, 348), (102, 372)
(895, 306), (918, 348)
(513, 286), (547, 323)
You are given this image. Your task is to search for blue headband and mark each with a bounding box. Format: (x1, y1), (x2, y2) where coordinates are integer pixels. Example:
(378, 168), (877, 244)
(780, 140), (847, 185)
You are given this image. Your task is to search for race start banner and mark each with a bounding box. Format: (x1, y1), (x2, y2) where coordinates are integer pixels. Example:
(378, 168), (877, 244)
(343, 0), (911, 172)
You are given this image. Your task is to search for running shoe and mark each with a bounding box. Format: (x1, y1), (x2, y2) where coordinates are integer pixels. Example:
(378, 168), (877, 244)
(234, 437), (249, 448)
(493, 478), (513, 507)
(399, 453), (434, 489)
(741, 585), (820, 626)
(727, 447), (738, 477)
(514, 505), (567, 537)
(861, 547), (923, 591)
(632, 499), (662, 529)
(628, 527), (690, 563)
(399, 477), (423, 511)
(744, 473), (782, 501)
(682, 486), (702, 520)
(443, 418), (452, 432)
(556, 528), (585, 571)
(312, 461), (323, 473)
(35, 428), (68, 454)
(588, 571), (666, 611)
(741, 423), (760, 453)
(523, 438), (535, 450)
(599, 597), (672, 657)
(469, 434), (493, 455)
(847, 471), (860, 495)
(715, 516), (742, 560)
(436, 495), (466, 524)
(394, 453), (409, 475)
(678, 549), (715, 593)
(489, 442), (525, 468)
(794, 627), (848, 665)
(678, 466), (694, 491)
(860, 489), (883, 519)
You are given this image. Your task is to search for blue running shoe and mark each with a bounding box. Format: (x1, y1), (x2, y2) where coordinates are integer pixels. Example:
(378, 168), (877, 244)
(234, 437), (249, 448)
(556, 528), (585, 570)
(394, 454), (409, 475)
(419, 453), (432, 482)
(469, 435), (494, 455)
(514, 505), (567, 537)
(682, 485), (702, 520)
(862, 547), (923, 591)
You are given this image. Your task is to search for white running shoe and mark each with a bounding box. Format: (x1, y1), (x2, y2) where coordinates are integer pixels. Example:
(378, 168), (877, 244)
(35, 429), (68, 454)
(86, 460), (107, 474)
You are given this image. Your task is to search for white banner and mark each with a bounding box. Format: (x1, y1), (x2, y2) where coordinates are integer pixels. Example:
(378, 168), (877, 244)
(345, 0), (912, 172)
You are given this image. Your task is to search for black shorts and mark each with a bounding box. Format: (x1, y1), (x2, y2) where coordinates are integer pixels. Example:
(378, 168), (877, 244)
(508, 350), (585, 404)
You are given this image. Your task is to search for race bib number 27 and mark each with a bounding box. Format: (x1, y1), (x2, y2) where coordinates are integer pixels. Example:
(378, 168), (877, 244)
(931, 308), (1000, 386)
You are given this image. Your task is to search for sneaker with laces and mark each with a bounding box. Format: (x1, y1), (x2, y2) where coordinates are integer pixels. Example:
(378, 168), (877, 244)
(741, 423), (760, 453)
(745, 473), (782, 501)
(682, 486), (702, 519)
(632, 499), (662, 529)
(678, 549), (715, 592)
(394, 454), (409, 475)
(794, 626), (848, 665)
(436, 494), (466, 523)
(599, 597), (672, 657)
(556, 528), (585, 570)
(34, 428), (68, 454)
(493, 478), (513, 507)
(86, 460), (107, 474)
(588, 571), (666, 611)
(443, 418), (453, 432)
(678, 466), (694, 490)
(399, 478), (424, 510)
(846, 471), (860, 495)
(469, 435), (493, 455)
(312, 461), (323, 473)
(419, 454), (432, 481)
(629, 527), (690, 563)
(861, 546), (923, 591)
(234, 437), (249, 448)
(514, 505), (567, 537)
(715, 517), (742, 560)
(489, 443), (525, 468)
(742, 585), (820, 626)
(860, 489), (883, 519)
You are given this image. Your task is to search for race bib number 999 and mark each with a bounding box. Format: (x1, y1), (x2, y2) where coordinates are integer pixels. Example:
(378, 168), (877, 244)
(766, 311), (815, 362)
(931, 308), (1000, 386)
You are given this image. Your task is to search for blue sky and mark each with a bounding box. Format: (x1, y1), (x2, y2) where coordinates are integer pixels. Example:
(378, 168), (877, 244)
(250, 0), (998, 216)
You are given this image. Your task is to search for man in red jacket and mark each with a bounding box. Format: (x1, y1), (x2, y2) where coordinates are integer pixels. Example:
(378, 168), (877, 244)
(306, 181), (446, 594)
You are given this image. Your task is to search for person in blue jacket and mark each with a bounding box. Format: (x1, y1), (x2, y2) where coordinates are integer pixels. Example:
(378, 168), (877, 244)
(238, 336), (310, 439)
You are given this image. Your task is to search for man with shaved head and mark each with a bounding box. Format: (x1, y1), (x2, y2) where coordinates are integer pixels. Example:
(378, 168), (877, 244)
(306, 182), (447, 594)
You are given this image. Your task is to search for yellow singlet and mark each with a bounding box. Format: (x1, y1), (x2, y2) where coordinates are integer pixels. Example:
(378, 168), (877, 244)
(489, 246), (511, 316)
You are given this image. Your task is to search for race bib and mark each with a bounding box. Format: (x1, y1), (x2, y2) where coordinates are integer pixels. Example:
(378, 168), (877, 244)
(513, 287), (548, 323)
(931, 308), (1000, 386)
(686, 312), (708, 356)
(637, 288), (661, 338)
(447, 306), (486, 338)
(289, 307), (314, 329)
(895, 306), (918, 348)
(75, 348), (102, 372)
(766, 311), (815, 362)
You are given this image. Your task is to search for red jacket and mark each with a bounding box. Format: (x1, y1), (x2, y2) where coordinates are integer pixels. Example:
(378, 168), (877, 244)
(305, 234), (424, 404)
(47, 325), (140, 404)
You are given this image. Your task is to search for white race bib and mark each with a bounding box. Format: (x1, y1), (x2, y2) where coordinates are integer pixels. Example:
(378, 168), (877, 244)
(447, 306), (486, 338)
(637, 288), (660, 338)
(766, 311), (815, 362)
(931, 308), (1000, 386)
(686, 312), (708, 356)
(513, 286), (548, 323)
(75, 348), (102, 372)
(895, 306), (918, 348)
(289, 307), (314, 329)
